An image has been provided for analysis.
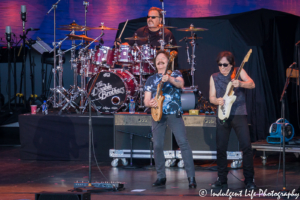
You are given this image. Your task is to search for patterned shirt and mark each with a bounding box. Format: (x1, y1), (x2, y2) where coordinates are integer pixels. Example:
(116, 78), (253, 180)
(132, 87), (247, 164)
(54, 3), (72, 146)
(144, 70), (183, 115)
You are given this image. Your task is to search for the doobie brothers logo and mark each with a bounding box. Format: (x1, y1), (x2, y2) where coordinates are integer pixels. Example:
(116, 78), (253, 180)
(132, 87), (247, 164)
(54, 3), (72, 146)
(92, 81), (125, 100)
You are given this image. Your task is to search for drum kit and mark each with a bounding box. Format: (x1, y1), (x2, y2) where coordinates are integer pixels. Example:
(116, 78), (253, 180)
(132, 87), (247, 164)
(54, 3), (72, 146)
(46, 3), (209, 115)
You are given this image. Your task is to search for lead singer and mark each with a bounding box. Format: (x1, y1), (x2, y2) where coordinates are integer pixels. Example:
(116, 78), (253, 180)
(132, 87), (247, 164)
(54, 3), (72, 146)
(144, 50), (196, 188)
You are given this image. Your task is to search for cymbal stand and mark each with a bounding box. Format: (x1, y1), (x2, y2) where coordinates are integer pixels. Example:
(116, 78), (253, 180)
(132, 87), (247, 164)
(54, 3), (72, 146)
(47, 0), (61, 108)
(48, 37), (69, 108)
(133, 43), (156, 109)
(189, 24), (197, 90)
(158, 0), (166, 50)
(78, 48), (88, 111)
(58, 43), (83, 114)
(83, 1), (89, 36)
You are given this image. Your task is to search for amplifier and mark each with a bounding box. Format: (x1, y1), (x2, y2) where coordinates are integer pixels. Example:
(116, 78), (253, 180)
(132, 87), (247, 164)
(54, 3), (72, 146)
(114, 113), (173, 150)
(114, 113), (239, 152)
(181, 115), (240, 151)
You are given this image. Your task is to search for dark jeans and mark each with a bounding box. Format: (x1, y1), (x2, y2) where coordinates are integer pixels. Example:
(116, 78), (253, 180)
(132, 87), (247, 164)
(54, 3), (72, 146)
(216, 115), (254, 184)
(152, 114), (195, 179)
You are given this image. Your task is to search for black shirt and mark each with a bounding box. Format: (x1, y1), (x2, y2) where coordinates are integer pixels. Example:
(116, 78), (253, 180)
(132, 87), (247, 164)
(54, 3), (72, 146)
(128, 26), (177, 48)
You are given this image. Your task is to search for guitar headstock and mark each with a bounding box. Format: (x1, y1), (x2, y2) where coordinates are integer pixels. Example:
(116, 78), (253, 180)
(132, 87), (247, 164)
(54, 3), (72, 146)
(169, 50), (178, 63)
(243, 49), (252, 63)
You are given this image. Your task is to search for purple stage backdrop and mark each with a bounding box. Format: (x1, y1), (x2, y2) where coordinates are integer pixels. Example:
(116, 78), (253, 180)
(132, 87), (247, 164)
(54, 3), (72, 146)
(0, 0), (299, 49)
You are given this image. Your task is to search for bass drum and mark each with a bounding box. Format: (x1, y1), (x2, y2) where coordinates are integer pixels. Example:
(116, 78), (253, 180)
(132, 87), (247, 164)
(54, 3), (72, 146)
(87, 70), (138, 113)
(181, 91), (199, 111)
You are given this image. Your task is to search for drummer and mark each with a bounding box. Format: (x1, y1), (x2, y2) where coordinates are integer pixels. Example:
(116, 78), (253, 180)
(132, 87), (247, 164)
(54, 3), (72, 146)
(116, 7), (177, 49)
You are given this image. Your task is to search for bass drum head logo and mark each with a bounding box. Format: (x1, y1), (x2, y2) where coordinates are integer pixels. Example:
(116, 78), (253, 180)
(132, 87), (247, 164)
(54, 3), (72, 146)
(87, 71), (126, 113)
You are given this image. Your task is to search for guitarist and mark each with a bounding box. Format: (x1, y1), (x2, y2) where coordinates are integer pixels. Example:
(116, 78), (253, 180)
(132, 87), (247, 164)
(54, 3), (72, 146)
(144, 50), (196, 188)
(209, 51), (256, 190)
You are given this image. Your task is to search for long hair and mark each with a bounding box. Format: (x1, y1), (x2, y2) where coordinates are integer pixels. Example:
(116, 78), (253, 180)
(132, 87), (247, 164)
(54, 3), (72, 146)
(153, 50), (171, 73)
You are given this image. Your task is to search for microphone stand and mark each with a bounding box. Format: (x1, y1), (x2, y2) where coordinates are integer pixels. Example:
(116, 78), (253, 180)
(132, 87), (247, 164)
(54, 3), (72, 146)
(7, 36), (12, 111)
(47, 0), (61, 108)
(278, 64), (294, 193)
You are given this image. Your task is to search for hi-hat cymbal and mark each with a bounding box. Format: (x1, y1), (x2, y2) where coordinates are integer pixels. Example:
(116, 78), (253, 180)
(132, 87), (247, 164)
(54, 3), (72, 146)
(66, 34), (98, 42)
(158, 24), (177, 29)
(125, 35), (148, 41)
(177, 24), (208, 32)
(90, 25), (118, 30)
(164, 44), (181, 49)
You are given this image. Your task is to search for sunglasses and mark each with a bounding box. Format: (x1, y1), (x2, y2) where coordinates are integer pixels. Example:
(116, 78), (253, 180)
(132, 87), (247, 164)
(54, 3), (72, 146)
(147, 16), (159, 19)
(218, 63), (229, 67)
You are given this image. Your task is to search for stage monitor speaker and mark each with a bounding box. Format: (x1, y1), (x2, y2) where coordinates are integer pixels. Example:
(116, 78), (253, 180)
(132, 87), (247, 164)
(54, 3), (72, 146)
(114, 113), (173, 150)
(35, 192), (90, 200)
(181, 115), (239, 151)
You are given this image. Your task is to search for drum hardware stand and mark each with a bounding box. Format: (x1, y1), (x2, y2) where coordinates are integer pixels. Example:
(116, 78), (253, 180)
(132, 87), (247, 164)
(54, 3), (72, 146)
(47, 38), (70, 108)
(83, 1), (89, 36)
(58, 43), (83, 114)
(159, 0), (166, 50)
(47, 0), (61, 108)
(189, 27), (197, 90)
(133, 44), (156, 110)
(78, 32), (104, 112)
(179, 25), (198, 91)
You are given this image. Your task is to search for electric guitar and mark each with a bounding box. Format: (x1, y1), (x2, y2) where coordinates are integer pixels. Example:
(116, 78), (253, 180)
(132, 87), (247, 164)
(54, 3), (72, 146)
(151, 51), (178, 122)
(218, 49), (252, 121)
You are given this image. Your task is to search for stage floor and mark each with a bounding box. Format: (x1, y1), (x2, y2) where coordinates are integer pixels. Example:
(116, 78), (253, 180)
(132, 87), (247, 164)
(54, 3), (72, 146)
(0, 146), (300, 200)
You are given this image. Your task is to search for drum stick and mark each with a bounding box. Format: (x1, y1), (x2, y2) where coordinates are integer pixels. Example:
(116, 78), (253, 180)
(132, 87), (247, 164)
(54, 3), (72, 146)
(118, 19), (128, 39)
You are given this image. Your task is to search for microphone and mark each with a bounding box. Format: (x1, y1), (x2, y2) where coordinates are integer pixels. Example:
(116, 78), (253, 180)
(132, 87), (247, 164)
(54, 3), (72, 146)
(26, 28), (40, 34)
(6, 26), (11, 48)
(289, 62), (297, 68)
(21, 5), (26, 32)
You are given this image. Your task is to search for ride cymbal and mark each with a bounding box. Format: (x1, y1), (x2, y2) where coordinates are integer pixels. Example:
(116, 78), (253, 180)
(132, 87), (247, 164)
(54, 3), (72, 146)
(177, 24), (208, 32)
(125, 35), (148, 41)
(164, 44), (181, 49)
(90, 25), (118, 30)
(66, 34), (98, 42)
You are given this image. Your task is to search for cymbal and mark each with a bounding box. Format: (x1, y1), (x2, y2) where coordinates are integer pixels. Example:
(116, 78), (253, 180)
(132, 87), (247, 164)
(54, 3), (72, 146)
(158, 24), (177, 29)
(90, 25), (118, 30)
(177, 24), (208, 32)
(125, 35), (148, 41)
(57, 27), (91, 31)
(164, 44), (181, 49)
(58, 21), (89, 30)
(66, 34), (98, 42)
(186, 36), (203, 40)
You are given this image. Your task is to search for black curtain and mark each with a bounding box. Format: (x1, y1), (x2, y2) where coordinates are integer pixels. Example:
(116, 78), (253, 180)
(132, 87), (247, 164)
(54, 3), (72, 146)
(116, 9), (300, 141)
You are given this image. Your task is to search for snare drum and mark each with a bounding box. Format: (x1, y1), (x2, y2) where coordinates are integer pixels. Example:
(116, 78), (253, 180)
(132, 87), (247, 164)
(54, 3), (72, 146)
(114, 45), (134, 65)
(94, 46), (114, 67)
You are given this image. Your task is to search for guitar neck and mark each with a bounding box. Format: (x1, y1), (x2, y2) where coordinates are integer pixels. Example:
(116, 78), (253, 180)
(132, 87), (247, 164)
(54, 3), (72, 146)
(227, 61), (246, 96)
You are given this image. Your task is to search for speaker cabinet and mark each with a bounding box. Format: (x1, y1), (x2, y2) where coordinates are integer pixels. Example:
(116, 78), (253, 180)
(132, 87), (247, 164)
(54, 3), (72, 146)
(35, 192), (90, 200)
(114, 113), (173, 150)
(181, 115), (239, 151)
(114, 113), (239, 151)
